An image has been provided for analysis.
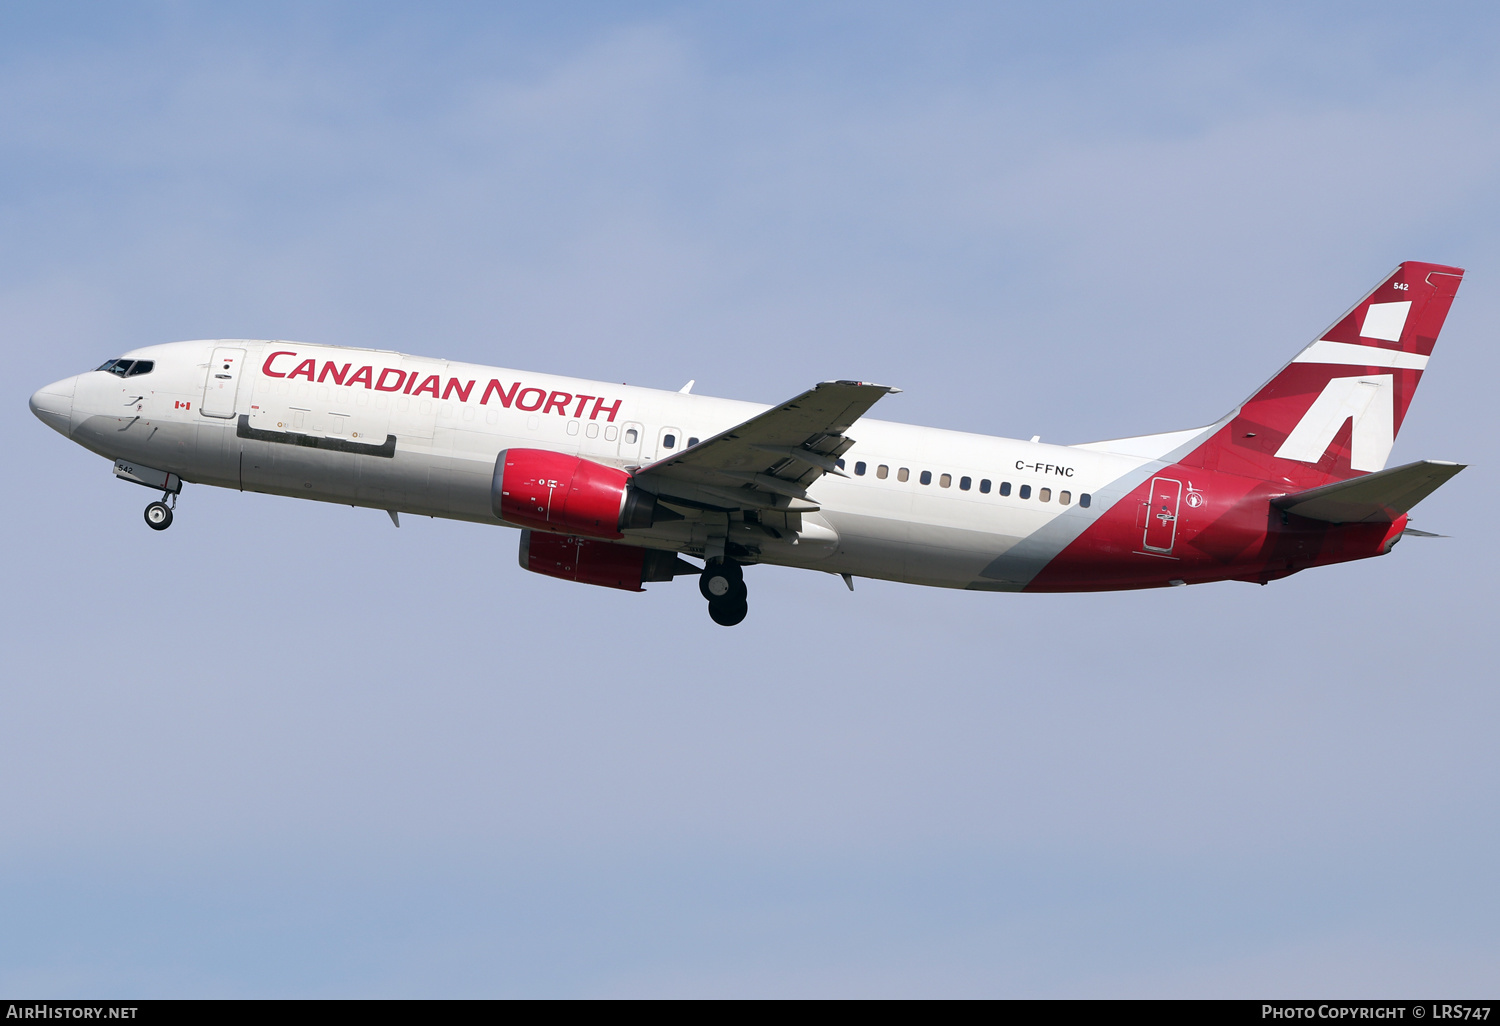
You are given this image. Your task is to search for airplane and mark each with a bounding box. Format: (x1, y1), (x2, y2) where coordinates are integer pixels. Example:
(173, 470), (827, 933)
(29, 261), (1465, 626)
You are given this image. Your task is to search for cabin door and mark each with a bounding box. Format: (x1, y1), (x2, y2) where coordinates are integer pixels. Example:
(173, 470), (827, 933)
(201, 347), (246, 419)
(1142, 477), (1183, 553)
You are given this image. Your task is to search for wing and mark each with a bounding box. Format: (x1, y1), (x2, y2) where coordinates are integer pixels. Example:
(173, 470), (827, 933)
(1272, 459), (1465, 524)
(631, 380), (899, 512)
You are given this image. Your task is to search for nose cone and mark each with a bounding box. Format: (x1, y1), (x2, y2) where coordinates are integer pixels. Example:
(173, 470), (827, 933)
(30, 376), (77, 436)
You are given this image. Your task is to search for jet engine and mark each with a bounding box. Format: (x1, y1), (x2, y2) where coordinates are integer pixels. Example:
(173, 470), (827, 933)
(492, 448), (678, 539)
(519, 530), (697, 592)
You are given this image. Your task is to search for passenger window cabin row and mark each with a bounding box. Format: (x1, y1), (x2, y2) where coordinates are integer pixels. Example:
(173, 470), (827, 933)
(839, 459), (1091, 508)
(584, 424), (1088, 508)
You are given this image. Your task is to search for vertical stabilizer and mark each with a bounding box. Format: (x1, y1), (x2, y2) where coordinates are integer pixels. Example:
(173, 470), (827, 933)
(1184, 261), (1463, 488)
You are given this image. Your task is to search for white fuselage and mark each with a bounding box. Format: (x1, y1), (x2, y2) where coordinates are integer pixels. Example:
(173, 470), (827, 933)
(43, 339), (1168, 591)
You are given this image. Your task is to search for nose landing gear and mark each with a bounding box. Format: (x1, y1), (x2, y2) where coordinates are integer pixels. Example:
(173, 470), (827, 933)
(144, 491), (176, 531)
(115, 461), (182, 532)
(700, 559), (748, 626)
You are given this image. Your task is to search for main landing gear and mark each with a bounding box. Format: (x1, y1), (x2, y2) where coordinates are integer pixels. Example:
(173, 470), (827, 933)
(144, 491), (176, 531)
(700, 559), (748, 627)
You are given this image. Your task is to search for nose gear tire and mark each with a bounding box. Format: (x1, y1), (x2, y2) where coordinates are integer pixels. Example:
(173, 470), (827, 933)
(144, 501), (173, 531)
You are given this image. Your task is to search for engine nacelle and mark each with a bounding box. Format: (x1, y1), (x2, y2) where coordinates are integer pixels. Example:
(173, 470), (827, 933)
(519, 530), (695, 592)
(492, 448), (673, 539)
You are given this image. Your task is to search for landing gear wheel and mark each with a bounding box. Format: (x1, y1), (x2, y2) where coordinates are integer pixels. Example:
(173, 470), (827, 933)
(700, 560), (747, 624)
(144, 501), (173, 531)
(699, 560), (743, 601)
(708, 595), (749, 627)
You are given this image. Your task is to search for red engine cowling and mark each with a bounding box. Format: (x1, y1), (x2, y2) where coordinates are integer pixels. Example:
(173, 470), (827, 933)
(519, 530), (692, 592)
(493, 448), (664, 539)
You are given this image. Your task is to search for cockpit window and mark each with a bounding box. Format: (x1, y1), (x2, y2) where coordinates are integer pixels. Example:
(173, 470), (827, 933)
(95, 359), (154, 377)
(96, 359), (152, 377)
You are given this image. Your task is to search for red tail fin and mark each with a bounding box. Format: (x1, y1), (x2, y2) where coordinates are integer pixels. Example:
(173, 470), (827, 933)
(1186, 261), (1464, 488)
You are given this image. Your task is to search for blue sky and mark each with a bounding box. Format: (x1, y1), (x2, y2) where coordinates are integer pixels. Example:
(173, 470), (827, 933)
(3, 2), (1498, 996)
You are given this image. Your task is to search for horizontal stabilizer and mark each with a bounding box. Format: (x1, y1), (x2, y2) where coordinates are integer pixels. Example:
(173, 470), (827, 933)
(1272, 459), (1464, 524)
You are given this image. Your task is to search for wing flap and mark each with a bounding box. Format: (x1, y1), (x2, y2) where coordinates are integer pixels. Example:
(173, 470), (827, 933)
(633, 380), (898, 512)
(1272, 459), (1464, 524)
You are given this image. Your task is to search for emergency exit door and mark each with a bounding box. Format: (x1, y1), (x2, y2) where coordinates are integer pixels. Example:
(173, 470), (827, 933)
(1142, 477), (1183, 553)
(618, 421), (645, 462)
(200, 347), (246, 419)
